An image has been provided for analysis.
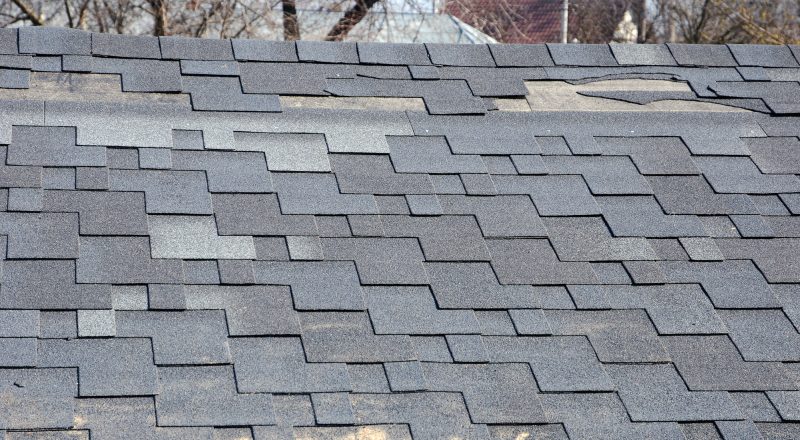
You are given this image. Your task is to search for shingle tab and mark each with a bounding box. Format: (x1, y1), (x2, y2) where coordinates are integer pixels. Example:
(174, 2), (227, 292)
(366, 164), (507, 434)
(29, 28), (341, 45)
(19, 27), (90, 55)
(728, 44), (799, 67)
(668, 43), (737, 66)
(490, 44), (553, 67)
(159, 36), (234, 60)
(611, 43), (677, 65)
(92, 33), (160, 58)
(232, 39), (297, 61)
(547, 43), (617, 66)
(426, 43), (494, 67)
(358, 42), (430, 65)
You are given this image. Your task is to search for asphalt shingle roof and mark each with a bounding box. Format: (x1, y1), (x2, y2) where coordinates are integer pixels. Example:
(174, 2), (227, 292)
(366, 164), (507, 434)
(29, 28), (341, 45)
(0, 26), (799, 439)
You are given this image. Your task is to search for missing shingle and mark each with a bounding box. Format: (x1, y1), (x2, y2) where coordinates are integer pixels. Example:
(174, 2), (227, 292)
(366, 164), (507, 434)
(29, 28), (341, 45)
(0, 72), (189, 105)
(494, 98), (531, 112)
(280, 95), (426, 111)
(523, 79), (750, 112)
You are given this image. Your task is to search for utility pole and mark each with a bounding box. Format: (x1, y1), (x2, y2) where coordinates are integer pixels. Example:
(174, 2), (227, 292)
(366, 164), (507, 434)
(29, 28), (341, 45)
(561, 0), (569, 43)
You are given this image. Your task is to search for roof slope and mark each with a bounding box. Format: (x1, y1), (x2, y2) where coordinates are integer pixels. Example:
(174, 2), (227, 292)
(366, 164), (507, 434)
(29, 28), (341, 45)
(0, 26), (799, 439)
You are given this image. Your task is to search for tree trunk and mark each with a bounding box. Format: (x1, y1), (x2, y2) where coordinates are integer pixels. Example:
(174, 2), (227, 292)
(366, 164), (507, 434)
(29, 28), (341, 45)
(282, 0), (300, 41)
(325, 0), (380, 42)
(148, 0), (169, 36)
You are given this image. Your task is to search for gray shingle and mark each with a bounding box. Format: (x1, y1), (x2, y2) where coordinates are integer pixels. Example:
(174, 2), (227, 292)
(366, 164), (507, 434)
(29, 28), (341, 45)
(2, 259), (110, 309)
(0, 310), (39, 337)
(544, 216), (657, 261)
(183, 76), (280, 112)
(180, 60), (239, 75)
(235, 132), (330, 172)
(541, 393), (684, 439)
(348, 364), (390, 393)
(487, 336), (614, 392)
(660, 260), (778, 308)
(312, 393), (355, 425)
(230, 337), (350, 393)
(18, 27), (90, 55)
(422, 362), (545, 423)
(116, 310), (230, 365)
(273, 172), (378, 214)
(426, 43), (494, 67)
(728, 44), (799, 67)
(38, 338), (157, 396)
(662, 336), (795, 391)
(330, 153), (433, 195)
(719, 309), (800, 362)
(350, 392), (491, 440)
(546, 309), (668, 363)
(232, 39), (297, 61)
(93, 58), (182, 92)
(731, 392), (781, 422)
(148, 215), (256, 259)
(159, 36), (234, 60)
(367, 286), (478, 335)
(77, 310), (116, 337)
(426, 262), (543, 308)
(508, 309), (552, 335)
(591, 284), (725, 335)
(92, 33), (161, 58)
(667, 43), (737, 66)
(490, 44), (553, 67)
(321, 237), (427, 284)
(383, 215), (490, 261)
(253, 261), (364, 310)
(547, 43), (617, 66)
(0, 369), (76, 429)
(156, 366), (273, 426)
(446, 334), (488, 363)
(358, 42), (430, 65)
(766, 392), (800, 421)
(0, 28), (17, 54)
(109, 169), (213, 214)
(286, 235), (323, 260)
(384, 361), (426, 391)
(213, 193), (317, 236)
(388, 136), (485, 174)
(147, 284), (186, 310)
(648, 175), (758, 215)
(411, 336), (453, 362)
(9, 126), (105, 167)
(0, 337), (36, 367)
(186, 285), (298, 335)
(300, 312), (414, 363)
(75, 167), (109, 190)
(494, 175), (601, 216)
(172, 150), (272, 193)
(487, 238), (598, 285)
(406, 194), (443, 215)
(611, 43), (677, 65)
(694, 156), (800, 194)
(474, 311), (515, 336)
(297, 41), (358, 63)
(7, 187), (41, 212)
(607, 363), (741, 422)
(542, 155), (653, 195)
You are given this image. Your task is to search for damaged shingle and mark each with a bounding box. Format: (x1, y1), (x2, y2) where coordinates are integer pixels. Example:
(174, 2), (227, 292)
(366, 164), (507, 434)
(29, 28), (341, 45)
(1, 30), (799, 438)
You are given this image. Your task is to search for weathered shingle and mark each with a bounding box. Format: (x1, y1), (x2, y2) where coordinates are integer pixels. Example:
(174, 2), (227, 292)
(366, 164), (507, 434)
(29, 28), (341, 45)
(1, 30), (799, 437)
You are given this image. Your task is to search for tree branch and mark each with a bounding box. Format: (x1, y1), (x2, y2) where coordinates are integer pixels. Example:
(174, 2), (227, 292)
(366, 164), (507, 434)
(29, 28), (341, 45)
(11, 0), (44, 25)
(325, 0), (380, 41)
